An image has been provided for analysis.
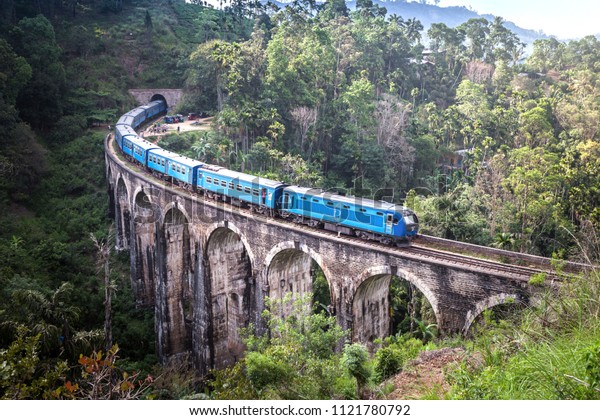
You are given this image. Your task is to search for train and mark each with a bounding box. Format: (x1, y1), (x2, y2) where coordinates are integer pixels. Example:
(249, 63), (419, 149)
(114, 99), (419, 245)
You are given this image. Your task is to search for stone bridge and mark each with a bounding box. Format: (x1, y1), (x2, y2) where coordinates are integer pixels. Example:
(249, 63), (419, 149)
(105, 136), (540, 374)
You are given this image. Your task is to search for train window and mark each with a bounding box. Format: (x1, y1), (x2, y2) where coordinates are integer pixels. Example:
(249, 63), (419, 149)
(359, 208), (367, 212)
(221, 180), (227, 187)
(326, 201), (334, 206)
(236, 185), (242, 191)
(171, 164), (176, 171)
(252, 189), (259, 196)
(182, 167), (186, 175)
(393, 218), (399, 225)
(376, 212), (384, 216)
(244, 187), (251, 193)
(386, 214), (393, 223)
(312, 198), (319, 203)
(161, 159), (165, 166)
(343, 205), (350, 209)
(206, 177), (212, 183)
(229, 182), (234, 189)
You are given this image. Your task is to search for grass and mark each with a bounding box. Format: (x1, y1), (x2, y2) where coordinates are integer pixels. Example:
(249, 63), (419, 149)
(445, 263), (600, 400)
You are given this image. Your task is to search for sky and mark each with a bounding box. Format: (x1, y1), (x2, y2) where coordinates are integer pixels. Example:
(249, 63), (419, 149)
(437, 0), (599, 39)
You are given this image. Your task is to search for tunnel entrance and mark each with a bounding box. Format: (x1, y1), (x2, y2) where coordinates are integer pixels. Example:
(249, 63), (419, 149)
(150, 93), (168, 109)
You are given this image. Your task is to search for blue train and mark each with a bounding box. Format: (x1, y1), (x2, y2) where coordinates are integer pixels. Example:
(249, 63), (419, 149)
(114, 100), (419, 245)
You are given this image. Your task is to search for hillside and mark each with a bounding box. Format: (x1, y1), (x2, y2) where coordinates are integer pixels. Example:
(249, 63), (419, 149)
(271, 0), (549, 50)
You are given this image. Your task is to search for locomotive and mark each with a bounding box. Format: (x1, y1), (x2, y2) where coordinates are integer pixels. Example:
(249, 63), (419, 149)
(114, 100), (419, 245)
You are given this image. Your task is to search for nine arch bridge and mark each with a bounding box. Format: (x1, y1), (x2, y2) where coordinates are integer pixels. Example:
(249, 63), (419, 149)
(105, 134), (555, 374)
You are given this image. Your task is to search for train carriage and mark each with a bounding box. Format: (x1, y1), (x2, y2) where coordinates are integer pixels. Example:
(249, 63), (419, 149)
(130, 137), (159, 166)
(127, 107), (147, 129)
(147, 149), (202, 186)
(114, 124), (137, 150)
(141, 100), (167, 120)
(197, 166), (286, 211)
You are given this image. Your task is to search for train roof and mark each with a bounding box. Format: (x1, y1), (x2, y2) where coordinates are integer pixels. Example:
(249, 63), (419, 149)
(115, 124), (137, 136)
(129, 107), (146, 117)
(130, 136), (159, 151)
(141, 101), (161, 108)
(117, 115), (135, 126)
(200, 165), (286, 188)
(283, 185), (408, 212)
(148, 148), (203, 168)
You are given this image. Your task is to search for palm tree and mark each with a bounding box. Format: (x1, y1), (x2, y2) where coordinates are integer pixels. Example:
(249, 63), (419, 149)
(402, 18), (423, 43)
(491, 232), (515, 250)
(191, 138), (211, 162)
(12, 282), (81, 355)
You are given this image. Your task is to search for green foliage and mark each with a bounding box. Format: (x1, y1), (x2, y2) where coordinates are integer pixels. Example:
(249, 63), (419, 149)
(449, 329), (600, 399)
(0, 328), (69, 400)
(341, 343), (371, 398)
(373, 346), (404, 381)
(245, 351), (293, 390)
(211, 295), (350, 399)
(528, 272), (546, 286)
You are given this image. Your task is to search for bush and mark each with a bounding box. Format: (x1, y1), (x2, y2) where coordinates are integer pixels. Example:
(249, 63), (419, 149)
(374, 346), (404, 382)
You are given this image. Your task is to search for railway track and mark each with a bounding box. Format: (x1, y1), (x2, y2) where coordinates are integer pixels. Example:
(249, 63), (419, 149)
(106, 135), (577, 283)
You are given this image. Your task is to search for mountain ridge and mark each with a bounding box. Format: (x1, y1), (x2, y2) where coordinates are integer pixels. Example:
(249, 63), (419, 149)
(270, 0), (555, 48)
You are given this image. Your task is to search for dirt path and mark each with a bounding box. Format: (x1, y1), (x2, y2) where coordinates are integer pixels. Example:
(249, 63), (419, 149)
(384, 348), (483, 399)
(141, 116), (213, 143)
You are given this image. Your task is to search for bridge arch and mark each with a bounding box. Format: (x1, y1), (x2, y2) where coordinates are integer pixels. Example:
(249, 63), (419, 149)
(462, 293), (522, 335)
(131, 188), (160, 306)
(156, 206), (193, 362)
(133, 187), (160, 222)
(107, 164), (115, 219)
(115, 176), (130, 250)
(265, 241), (332, 281)
(352, 265), (440, 346)
(264, 241), (333, 318)
(204, 222), (254, 368)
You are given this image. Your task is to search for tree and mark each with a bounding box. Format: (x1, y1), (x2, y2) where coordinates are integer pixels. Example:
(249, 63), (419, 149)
(90, 232), (115, 351)
(458, 18), (490, 61)
(290, 106), (317, 156)
(374, 93), (415, 185)
(528, 38), (565, 72)
(341, 343), (371, 399)
(0, 328), (68, 399)
(11, 282), (82, 356)
(0, 39), (31, 106)
(13, 14), (66, 130)
(211, 294), (347, 400)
